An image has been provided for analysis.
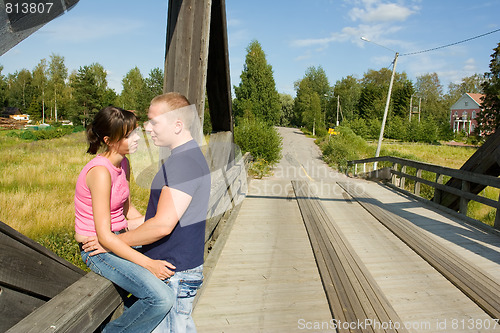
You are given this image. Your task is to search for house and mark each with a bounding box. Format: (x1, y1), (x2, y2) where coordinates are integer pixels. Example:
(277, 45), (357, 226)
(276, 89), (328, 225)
(449, 93), (484, 135)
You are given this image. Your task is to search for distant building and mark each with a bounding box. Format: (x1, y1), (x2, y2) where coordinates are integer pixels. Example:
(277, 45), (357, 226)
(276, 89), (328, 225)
(450, 93), (484, 135)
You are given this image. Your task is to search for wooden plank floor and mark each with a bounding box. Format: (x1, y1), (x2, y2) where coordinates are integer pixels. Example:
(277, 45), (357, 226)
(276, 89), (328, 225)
(315, 178), (500, 332)
(193, 179), (332, 332)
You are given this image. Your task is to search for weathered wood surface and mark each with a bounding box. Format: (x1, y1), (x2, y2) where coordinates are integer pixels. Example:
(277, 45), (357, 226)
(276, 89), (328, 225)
(164, 0), (211, 120)
(292, 180), (408, 333)
(338, 181), (500, 319)
(6, 273), (122, 333)
(0, 221), (85, 332)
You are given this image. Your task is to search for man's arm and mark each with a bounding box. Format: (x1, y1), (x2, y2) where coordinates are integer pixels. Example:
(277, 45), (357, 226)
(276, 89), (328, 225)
(118, 185), (192, 247)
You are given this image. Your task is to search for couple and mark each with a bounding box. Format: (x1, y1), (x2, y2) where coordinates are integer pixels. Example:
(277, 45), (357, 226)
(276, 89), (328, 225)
(74, 92), (211, 332)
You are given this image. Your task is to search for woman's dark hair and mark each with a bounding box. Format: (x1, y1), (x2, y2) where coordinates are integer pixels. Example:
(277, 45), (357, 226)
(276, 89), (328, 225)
(86, 106), (138, 154)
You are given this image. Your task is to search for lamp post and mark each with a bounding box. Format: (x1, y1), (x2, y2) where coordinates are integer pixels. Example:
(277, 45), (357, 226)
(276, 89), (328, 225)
(361, 37), (399, 170)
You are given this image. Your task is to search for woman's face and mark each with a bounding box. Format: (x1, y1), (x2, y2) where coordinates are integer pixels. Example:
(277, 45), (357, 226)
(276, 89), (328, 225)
(112, 126), (140, 155)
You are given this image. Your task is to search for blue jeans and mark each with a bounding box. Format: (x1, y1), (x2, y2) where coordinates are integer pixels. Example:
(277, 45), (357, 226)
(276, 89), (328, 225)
(81, 250), (175, 333)
(152, 265), (204, 333)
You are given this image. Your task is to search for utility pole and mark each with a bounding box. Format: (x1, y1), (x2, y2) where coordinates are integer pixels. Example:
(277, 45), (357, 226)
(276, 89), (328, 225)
(361, 37), (399, 170)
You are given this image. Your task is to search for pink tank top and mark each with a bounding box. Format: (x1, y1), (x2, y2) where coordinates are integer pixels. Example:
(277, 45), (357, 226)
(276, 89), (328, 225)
(74, 155), (129, 236)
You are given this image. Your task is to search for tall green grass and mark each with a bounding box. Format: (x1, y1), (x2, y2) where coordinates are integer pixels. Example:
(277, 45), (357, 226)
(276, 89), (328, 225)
(0, 131), (149, 270)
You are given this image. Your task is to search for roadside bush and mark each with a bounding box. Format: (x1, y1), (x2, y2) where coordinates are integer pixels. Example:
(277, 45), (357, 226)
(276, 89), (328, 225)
(234, 116), (283, 165)
(320, 126), (372, 171)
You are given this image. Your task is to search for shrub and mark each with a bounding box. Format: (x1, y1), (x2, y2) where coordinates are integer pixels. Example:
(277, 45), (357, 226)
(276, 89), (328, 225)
(320, 126), (372, 171)
(234, 116), (282, 165)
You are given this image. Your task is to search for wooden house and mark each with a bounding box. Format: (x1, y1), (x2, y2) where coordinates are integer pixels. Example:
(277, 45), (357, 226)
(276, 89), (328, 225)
(449, 93), (484, 135)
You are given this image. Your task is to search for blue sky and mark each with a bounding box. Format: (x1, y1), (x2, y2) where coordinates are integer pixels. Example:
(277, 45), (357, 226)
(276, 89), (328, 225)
(1, 0), (499, 97)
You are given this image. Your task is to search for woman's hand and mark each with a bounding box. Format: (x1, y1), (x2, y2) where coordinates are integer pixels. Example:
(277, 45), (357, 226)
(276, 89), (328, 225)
(146, 259), (176, 280)
(82, 236), (108, 256)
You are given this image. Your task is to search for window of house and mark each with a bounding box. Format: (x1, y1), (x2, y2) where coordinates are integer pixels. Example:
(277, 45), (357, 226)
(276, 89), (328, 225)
(462, 111), (468, 119)
(472, 111), (476, 119)
(465, 101), (468, 107)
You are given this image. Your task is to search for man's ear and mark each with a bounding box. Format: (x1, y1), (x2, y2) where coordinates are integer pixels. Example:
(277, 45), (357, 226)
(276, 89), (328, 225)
(174, 119), (183, 134)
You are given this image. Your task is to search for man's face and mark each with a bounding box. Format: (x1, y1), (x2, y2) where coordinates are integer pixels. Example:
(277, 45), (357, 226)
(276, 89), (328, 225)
(145, 102), (174, 147)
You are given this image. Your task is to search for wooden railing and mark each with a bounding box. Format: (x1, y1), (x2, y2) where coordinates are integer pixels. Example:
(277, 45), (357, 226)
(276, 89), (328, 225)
(346, 156), (500, 231)
(4, 135), (252, 332)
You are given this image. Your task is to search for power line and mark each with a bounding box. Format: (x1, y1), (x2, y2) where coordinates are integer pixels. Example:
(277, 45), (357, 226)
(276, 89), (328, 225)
(400, 28), (500, 56)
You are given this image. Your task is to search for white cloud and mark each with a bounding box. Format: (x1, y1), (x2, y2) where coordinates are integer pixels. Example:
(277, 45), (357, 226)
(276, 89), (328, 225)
(349, 3), (415, 23)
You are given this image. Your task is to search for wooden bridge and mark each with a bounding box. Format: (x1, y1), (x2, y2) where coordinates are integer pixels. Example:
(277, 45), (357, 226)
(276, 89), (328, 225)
(190, 127), (500, 332)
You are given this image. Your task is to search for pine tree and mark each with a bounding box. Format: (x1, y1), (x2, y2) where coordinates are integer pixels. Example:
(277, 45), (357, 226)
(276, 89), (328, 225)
(233, 40), (280, 125)
(476, 42), (500, 136)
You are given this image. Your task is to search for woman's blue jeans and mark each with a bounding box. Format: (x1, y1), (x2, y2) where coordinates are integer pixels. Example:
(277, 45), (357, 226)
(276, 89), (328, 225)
(81, 250), (175, 333)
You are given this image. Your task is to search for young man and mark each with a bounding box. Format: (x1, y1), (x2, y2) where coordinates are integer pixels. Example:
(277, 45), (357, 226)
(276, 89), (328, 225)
(117, 92), (211, 332)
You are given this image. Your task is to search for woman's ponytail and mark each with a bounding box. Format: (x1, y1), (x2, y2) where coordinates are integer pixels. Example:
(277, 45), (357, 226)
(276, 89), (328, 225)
(86, 124), (103, 154)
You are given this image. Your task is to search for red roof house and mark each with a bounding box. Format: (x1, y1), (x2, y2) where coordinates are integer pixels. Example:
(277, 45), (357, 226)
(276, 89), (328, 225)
(450, 93), (484, 135)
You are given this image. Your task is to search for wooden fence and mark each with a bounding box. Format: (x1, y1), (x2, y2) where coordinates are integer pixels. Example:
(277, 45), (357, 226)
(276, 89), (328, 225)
(346, 156), (500, 231)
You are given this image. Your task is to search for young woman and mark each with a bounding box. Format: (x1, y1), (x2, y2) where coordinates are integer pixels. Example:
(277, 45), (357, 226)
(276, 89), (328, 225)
(74, 106), (175, 333)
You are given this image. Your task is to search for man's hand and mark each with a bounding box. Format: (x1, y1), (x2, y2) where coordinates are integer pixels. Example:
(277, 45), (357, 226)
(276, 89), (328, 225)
(82, 236), (108, 256)
(146, 260), (176, 280)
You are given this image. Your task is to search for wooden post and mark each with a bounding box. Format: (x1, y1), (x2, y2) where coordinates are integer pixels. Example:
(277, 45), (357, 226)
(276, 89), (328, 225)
(415, 168), (422, 196)
(392, 162), (398, 185)
(400, 165), (406, 189)
(460, 180), (470, 216)
(164, 0), (212, 125)
(433, 173), (443, 205)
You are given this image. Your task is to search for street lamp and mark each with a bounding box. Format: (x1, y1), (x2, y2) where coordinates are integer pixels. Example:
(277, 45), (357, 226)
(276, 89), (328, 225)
(361, 37), (399, 170)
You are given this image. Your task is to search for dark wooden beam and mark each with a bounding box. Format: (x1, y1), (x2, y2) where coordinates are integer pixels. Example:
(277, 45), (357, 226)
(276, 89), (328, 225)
(206, 0), (233, 133)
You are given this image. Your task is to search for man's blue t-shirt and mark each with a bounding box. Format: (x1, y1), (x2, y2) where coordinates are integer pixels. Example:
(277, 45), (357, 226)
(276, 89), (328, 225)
(141, 139), (211, 271)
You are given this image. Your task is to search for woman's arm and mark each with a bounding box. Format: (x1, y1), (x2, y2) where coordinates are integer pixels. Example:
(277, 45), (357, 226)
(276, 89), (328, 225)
(87, 166), (175, 279)
(122, 156), (145, 230)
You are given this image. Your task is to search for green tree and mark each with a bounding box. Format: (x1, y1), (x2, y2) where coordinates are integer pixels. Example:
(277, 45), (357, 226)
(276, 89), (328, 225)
(6, 69), (33, 110)
(89, 63), (116, 107)
(48, 54), (68, 122)
(476, 42), (500, 136)
(391, 79), (414, 119)
(0, 66), (7, 107)
(32, 59), (49, 122)
(293, 77), (313, 127)
(142, 67), (164, 121)
(278, 93), (294, 127)
(119, 67), (148, 118)
(415, 73), (447, 121)
(333, 75), (362, 121)
(69, 65), (101, 126)
(233, 40), (280, 125)
(302, 66), (332, 125)
(294, 78), (324, 134)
